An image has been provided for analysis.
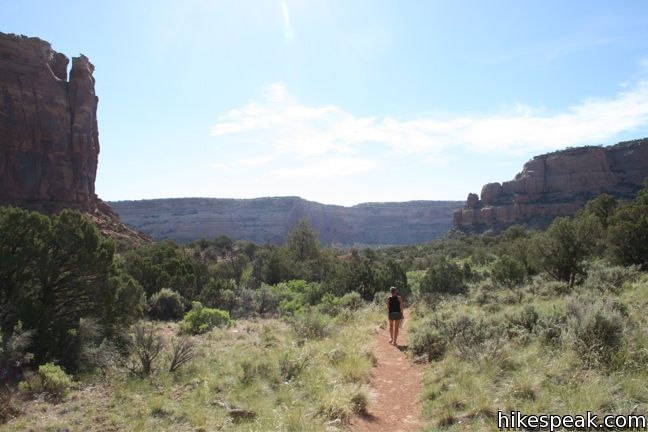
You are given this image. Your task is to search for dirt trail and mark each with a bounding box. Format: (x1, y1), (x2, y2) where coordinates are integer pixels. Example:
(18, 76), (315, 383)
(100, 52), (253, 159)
(350, 309), (424, 432)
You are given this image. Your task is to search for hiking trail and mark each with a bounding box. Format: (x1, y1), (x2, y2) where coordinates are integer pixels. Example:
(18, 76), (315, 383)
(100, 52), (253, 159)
(350, 309), (424, 432)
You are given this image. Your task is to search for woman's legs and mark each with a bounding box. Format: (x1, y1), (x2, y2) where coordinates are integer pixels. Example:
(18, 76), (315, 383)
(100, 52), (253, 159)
(393, 320), (400, 345)
(389, 319), (395, 343)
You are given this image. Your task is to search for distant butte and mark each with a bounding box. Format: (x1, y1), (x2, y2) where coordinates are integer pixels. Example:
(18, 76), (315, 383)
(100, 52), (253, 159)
(454, 138), (648, 232)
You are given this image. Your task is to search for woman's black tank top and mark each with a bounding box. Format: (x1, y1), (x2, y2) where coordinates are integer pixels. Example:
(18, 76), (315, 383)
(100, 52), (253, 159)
(388, 295), (400, 312)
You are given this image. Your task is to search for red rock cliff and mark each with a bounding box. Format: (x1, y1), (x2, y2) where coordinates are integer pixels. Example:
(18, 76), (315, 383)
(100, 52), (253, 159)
(0, 32), (100, 213)
(454, 138), (648, 232)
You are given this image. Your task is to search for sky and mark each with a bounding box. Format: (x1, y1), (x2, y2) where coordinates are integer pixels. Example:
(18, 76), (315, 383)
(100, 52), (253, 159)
(3, 0), (648, 206)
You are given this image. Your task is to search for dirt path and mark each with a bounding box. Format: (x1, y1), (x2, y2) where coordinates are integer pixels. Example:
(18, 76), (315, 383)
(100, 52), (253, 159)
(350, 309), (423, 432)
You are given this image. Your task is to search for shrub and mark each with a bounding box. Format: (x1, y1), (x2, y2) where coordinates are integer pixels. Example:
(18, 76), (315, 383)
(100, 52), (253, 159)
(569, 302), (625, 368)
(410, 321), (448, 361)
(491, 255), (527, 288)
(290, 308), (332, 339)
(582, 261), (639, 294)
(0, 322), (34, 379)
(506, 305), (539, 333)
(168, 336), (195, 373)
(128, 324), (164, 375)
(180, 302), (232, 334)
(278, 350), (310, 381)
(0, 387), (22, 423)
(148, 288), (185, 321)
(450, 316), (504, 360)
(21, 363), (74, 400)
(534, 309), (568, 345)
(316, 291), (364, 317)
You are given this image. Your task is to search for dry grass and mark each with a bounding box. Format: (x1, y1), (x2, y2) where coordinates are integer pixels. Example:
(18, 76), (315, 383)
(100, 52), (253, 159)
(412, 271), (648, 432)
(1, 307), (382, 431)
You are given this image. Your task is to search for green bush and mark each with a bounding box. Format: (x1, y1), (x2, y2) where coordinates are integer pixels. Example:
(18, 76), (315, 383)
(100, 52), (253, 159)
(491, 255), (527, 288)
(180, 302), (232, 334)
(20, 363), (74, 400)
(535, 310), (568, 345)
(582, 261), (639, 294)
(410, 320), (448, 361)
(148, 288), (185, 321)
(290, 308), (332, 339)
(569, 302), (625, 368)
(506, 305), (539, 333)
(316, 291), (364, 317)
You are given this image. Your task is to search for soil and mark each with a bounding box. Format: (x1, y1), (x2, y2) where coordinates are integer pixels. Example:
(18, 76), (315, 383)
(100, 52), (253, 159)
(350, 309), (423, 432)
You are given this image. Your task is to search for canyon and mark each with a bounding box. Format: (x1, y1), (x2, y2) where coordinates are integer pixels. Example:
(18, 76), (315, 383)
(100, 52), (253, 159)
(110, 197), (462, 245)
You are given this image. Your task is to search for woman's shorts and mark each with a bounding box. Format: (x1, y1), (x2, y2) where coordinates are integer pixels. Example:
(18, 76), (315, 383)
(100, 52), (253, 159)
(389, 311), (403, 321)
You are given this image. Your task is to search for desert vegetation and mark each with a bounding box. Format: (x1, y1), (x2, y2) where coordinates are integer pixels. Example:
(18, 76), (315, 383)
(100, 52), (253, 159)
(401, 181), (648, 431)
(0, 207), (400, 430)
(1, 181), (647, 430)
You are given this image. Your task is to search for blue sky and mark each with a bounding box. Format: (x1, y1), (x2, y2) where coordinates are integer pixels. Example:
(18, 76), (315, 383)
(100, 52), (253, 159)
(3, 0), (648, 205)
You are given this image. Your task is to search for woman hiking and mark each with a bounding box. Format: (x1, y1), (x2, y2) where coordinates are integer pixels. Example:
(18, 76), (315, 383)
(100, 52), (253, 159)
(387, 286), (404, 345)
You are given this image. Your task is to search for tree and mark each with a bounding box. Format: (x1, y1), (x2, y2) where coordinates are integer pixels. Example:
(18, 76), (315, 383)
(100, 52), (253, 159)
(122, 241), (199, 299)
(491, 255), (526, 288)
(0, 207), (143, 369)
(530, 215), (601, 286)
(582, 194), (618, 229)
(284, 219), (320, 262)
(608, 203), (648, 267)
(420, 257), (466, 296)
(375, 260), (409, 297)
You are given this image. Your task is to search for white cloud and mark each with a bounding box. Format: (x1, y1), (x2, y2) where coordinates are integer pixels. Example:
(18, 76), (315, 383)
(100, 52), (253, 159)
(211, 80), (648, 159)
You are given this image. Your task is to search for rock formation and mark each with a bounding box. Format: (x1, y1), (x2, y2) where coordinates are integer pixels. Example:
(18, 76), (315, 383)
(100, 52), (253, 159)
(110, 197), (462, 245)
(0, 32), (147, 242)
(454, 138), (648, 232)
(0, 32), (102, 212)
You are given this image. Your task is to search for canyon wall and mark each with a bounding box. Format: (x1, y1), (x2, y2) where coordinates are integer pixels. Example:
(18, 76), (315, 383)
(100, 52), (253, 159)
(453, 138), (648, 232)
(110, 197), (462, 245)
(0, 32), (103, 213)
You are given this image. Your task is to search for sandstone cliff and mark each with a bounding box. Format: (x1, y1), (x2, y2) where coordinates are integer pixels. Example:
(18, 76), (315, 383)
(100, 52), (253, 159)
(0, 32), (147, 242)
(0, 32), (101, 212)
(454, 138), (648, 232)
(110, 197), (462, 245)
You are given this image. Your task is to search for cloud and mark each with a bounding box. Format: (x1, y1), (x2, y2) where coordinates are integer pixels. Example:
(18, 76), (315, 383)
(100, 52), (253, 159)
(280, 1), (295, 44)
(210, 80), (648, 160)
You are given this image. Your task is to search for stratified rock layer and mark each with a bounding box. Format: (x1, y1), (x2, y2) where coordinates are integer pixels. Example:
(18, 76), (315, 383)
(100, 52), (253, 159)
(0, 32), (148, 243)
(454, 138), (648, 232)
(110, 197), (462, 245)
(0, 32), (99, 213)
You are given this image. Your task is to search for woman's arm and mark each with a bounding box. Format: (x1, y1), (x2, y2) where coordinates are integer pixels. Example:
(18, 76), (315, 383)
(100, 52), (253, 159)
(399, 295), (404, 314)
